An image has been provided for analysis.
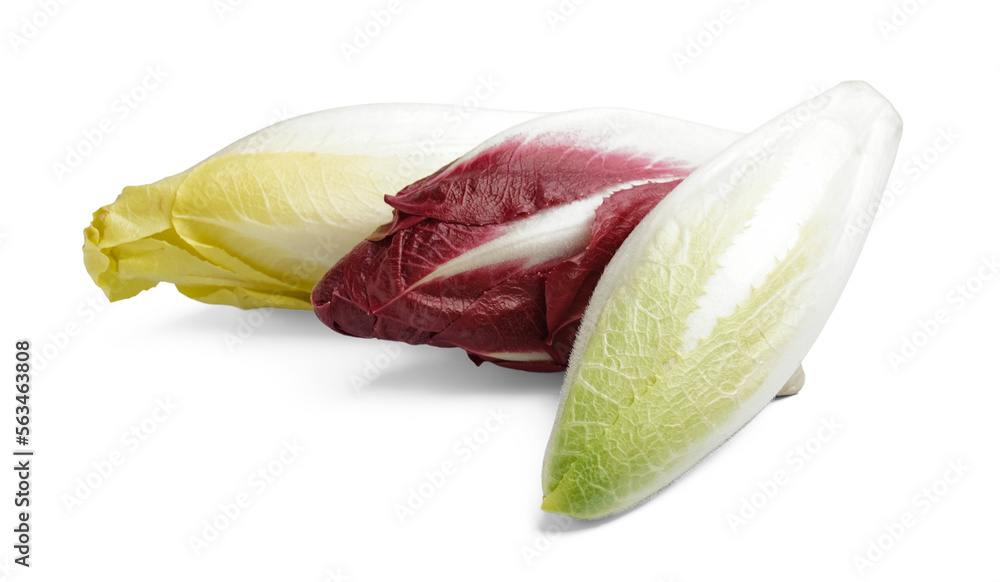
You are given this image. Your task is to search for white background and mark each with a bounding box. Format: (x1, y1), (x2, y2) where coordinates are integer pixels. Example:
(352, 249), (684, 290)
(2, 0), (998, 580)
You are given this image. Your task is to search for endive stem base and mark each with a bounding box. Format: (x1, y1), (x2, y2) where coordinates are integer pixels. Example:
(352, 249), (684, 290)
(776, 364), (805, 397)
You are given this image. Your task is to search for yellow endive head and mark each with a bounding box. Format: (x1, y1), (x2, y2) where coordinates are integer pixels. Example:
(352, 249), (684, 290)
(83, 104), (539, 310)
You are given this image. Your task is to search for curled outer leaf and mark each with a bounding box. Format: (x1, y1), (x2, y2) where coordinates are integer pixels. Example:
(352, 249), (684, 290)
(312, 110), (742, 370)
(83, 104), (539, 310)
(541, 82), (902, 518)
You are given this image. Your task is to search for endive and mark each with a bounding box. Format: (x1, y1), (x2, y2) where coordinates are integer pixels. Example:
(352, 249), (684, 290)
(541, 82), (902, 518)
(313, 110), (742, 370)
(83, 104), (539, 310)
